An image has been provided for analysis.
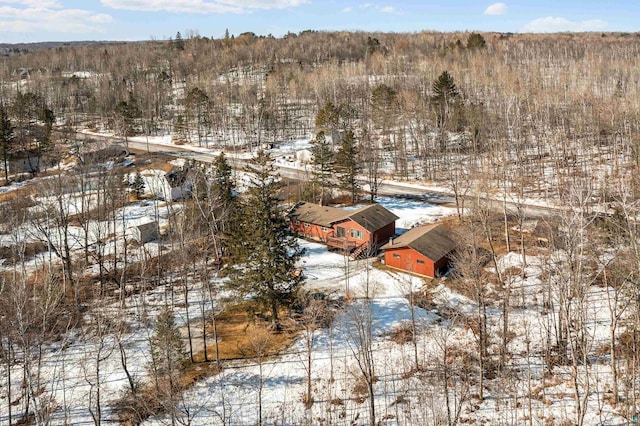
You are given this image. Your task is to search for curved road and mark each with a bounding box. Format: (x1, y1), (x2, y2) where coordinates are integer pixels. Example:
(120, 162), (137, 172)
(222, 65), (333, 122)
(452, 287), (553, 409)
(79, 131), (560, 219)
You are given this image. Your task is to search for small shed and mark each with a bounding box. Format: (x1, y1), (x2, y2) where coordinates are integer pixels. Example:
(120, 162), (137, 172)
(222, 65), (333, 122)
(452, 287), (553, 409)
(381, 223), (456, 277)
(126, 221), (158, 243)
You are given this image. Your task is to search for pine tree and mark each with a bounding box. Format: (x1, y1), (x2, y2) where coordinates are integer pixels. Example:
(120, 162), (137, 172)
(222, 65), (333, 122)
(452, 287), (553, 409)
(334, 129), (361, 204)
(228, 150), (304, 328)
(148, 307), (187, 415)
(174, 31), (185, 51)
(315, 101), (340, 131)
(209, 152), (236, 247)
(212, 152), (235, 209)
(431, 71), (464, 149)
(432, 71), (460, 110)
(185, 87), (210, 146)
(132, 170), (145, 199)
(150, 307), (186, 376)
(466, 33), (486, 50)
(310, 131), (333, 205)
(0, 105), (13, 184)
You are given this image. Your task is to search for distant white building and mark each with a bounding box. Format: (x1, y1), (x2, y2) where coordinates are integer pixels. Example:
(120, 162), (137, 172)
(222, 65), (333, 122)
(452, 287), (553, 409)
(126, 220), (158, 244)
(144, 166), (193, 201)
(163, 166), (193, 201)
(295, 149), (313, 163)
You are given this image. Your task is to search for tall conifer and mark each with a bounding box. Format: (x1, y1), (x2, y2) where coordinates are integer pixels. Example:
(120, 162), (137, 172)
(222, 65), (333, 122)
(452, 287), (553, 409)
(228, 150), (304, 328)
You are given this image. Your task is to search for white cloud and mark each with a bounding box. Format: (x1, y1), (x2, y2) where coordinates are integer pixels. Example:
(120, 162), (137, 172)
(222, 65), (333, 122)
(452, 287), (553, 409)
(484, 2), (506, 16)
(0, 5), (113, 33)
(522, 16), (608, 32)
(357, 3), (399, 14)
(341, 7), (352, 13)
(0, 0), (61, 7)
(100, 0), (308, 14)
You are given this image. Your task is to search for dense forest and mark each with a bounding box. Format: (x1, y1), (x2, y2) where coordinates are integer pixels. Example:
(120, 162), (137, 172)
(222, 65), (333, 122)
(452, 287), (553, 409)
(1, 30), (640, 425)
(2, 31), (640, 202)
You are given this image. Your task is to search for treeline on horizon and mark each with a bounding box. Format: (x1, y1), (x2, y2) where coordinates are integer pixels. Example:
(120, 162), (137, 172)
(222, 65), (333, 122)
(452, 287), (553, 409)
(2, 30), (640, 202)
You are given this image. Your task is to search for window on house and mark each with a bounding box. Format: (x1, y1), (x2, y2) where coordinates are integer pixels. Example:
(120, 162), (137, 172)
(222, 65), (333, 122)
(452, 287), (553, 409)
(321, 227), (328, 232)
(304, 223), (310, 228)
(393, 253), (401, 259)
(350, 229), (364, 239)
(417, 259), (425, 264)
(294, 220), (300, 225)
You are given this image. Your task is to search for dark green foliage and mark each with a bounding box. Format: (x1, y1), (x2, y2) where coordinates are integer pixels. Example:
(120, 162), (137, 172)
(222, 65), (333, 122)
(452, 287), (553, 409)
(367, 36), (381, 55)
(173, 31), (185, 51)
(131, 170), (145, 198)
(432, 71), (459, 104)
(185, 87), (211, 145)
(211, 152), (235, 208)
(315, 101), (340, 130)
(334, 129), (361, 204)
(371, 83), (398, 132)
(149, 307), (187, 377)
(371, 84), (397, 112)
(466, 33), (486, 50)
(147, 306), (187, 417)
(309, 131), (334, 205)
(0, 105), (13, 184)
(116, 95), (142, 137)
(188, 153), (237, 261)
(431, 71), (462, 131)
(10, 92), (54, 173)
(228, 150), (304, 326)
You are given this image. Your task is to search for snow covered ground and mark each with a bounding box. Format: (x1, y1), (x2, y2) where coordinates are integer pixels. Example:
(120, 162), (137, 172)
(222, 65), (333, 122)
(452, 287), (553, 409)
(0, 169), (628, 425)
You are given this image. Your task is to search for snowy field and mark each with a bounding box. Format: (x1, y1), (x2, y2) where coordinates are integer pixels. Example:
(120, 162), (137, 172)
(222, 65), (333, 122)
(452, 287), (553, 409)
(0, 188), (629, 425)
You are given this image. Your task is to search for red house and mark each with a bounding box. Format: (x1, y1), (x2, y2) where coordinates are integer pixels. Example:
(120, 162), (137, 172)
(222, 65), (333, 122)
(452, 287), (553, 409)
(289, 202), (399, 258)
(381, 223), (456, 277)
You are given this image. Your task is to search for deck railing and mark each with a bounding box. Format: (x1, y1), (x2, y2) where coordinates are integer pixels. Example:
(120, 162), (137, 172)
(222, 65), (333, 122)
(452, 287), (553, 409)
(326, 236), (358, 250)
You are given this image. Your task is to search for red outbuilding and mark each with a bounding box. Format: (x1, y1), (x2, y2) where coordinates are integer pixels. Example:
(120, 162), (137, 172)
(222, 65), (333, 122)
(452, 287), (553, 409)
(381, 223), (456, 277)
(289, 202), (398, 258)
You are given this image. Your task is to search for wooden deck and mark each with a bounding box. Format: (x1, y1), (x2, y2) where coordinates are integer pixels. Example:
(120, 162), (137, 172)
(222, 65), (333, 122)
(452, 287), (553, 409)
(326, 236), (358, 250)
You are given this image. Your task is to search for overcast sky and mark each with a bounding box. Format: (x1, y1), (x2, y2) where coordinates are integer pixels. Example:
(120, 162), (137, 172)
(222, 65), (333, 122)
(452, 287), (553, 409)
(0, 0), (638, 43)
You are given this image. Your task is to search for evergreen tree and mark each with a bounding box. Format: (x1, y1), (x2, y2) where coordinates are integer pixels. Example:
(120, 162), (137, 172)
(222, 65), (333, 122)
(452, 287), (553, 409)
(0, 105), (13, 184)
(431, 71), (463, 134)
(466, 33), (486, 50)
(315, 101), (340, 131)
(366, 36), (381, 55)
(115, 94), (142, 138)
(371, 83), (398, 135)
(309, 131), (334, 205)
(11, 92), (53, 173)
(174, 31), (185, 51)
(149, 307), (187, 378)
(228, 150), (304, 328)
(334, 129), (361, 204)
(212, 152), (235, 209)
(148, 307), (187, 415)
(132, 170), (145, 199)
(185, 87), (211, 146)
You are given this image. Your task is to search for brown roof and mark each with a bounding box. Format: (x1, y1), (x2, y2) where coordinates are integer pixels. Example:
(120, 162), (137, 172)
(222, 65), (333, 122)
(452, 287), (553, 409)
(344, 204), (399, 233)
(289, 202), (398, 231)
(289, 202), (350, 227)
(381, 223), (456, 261)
